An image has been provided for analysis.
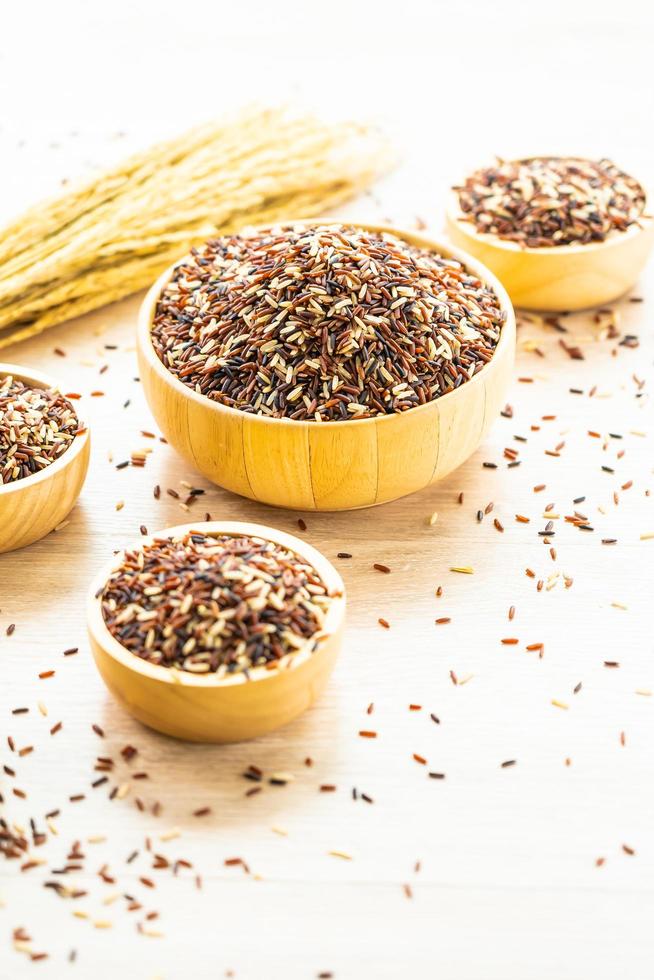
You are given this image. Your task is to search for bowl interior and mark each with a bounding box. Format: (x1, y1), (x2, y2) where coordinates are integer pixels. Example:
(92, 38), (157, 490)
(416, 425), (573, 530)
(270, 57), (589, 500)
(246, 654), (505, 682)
(138, 220), (516, 430)
(88, 520), (346, 688)
(447, 158), (653, 256)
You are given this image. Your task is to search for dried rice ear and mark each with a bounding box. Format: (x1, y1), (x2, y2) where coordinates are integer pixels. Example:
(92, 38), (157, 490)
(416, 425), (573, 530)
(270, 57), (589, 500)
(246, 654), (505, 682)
(0, 107), (394, 349)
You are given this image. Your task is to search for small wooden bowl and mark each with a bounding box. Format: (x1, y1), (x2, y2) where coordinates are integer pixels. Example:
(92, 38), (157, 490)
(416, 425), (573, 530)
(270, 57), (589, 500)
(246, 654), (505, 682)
(0, 363), (90, 553)
(446, 180), (654, 311)
(87, 521), (346, 743)
(136, 221), (516, 511)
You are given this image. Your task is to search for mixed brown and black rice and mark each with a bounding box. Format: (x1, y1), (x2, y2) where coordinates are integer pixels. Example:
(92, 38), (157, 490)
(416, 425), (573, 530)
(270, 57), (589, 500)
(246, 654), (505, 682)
(151, 223), (505, 421)
(454, 157), (646, 247)
(0, 375), (82, 484)
(100, 531), (337, 674)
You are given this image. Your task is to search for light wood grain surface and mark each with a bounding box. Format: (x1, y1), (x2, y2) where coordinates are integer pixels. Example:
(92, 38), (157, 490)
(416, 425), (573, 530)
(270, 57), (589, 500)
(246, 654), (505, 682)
(1, 2), (654, 978)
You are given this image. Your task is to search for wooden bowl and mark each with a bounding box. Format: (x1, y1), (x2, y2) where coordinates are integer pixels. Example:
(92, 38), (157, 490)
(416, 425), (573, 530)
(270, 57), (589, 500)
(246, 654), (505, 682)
(0, 363), (90, 553)
(446, 177), (654, 311)
(136, 221), (516, 511)
(87, 521), (346, 743)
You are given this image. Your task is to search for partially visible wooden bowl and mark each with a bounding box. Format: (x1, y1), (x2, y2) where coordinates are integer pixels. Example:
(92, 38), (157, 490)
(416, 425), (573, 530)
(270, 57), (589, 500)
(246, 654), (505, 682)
(446, 178), (654, 311)
(87, 521), (346, 743)
(0, 363), (90, 554)
(136, 221), (516, 511)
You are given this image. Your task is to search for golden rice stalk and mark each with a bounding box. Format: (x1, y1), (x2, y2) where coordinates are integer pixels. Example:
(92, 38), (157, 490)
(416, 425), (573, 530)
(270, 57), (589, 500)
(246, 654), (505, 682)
(0, 106), (393, 349)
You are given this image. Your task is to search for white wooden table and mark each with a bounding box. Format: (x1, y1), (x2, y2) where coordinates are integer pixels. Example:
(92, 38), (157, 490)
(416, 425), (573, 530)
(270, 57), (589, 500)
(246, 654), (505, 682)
(1, 2), (653, 977)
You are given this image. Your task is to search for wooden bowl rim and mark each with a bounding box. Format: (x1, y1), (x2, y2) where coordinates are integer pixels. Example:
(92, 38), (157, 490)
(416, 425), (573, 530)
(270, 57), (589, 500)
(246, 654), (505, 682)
(447, 156), (653, 257)
(87, 520), (346, 689)
(137, 219), (516, 432)
(0, 361), (90, 498)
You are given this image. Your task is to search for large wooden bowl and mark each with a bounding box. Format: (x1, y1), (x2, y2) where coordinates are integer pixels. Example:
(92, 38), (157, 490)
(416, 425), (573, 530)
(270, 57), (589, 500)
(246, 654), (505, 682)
(446, 178), (654, 311)
(0, 363), (90, 553)
(136, 221), (515, 511)
(87, 521), (346, 743)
